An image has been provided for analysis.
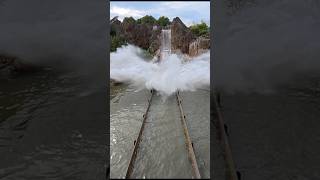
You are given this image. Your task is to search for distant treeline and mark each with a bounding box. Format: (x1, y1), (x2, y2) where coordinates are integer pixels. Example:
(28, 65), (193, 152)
(124, 15), (171, 27)
(110, 15), (210, 52)
(121, 15), (209, 36)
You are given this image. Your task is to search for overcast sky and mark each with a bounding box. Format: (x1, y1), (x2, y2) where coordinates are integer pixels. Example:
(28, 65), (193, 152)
(110, 1), (210, 27)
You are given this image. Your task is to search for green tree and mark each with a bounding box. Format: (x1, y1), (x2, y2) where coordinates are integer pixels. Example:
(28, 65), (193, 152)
(110, 26), (117, 36)
(136, 15), (156, 25)
(189, 21), (209, 37)
(157, 16), (170, 27)
(111, 36), (127, 52)
(123, 16), (136, 24)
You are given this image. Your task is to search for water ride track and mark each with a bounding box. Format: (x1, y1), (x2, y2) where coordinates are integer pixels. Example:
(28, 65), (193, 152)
(176, 91), (201, 179)
(213, 91), (239, 180)
(125, 89), (154, 179)
(125, 90), (201, 179)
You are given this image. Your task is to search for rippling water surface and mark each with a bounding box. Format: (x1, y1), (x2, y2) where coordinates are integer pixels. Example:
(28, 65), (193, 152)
(221, 74), (320, 180)
(110, 87), (210, 178)
(0, 69), (106, 179)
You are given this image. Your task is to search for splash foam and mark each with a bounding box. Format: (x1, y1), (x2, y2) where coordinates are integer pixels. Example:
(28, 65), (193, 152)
(110, 45), (210, 96)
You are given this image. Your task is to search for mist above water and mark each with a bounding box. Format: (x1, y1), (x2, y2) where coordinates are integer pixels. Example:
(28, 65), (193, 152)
(0, 0), (107, 94)
(0, 0), (107, 78)
(110, 45), (210, 96)
(214, 0), (320, 94)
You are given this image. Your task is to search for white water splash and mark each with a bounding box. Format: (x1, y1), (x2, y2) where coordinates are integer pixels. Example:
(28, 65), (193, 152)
(110, 45), (210, 96)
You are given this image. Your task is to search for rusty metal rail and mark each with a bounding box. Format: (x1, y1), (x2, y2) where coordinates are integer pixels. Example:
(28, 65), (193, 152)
(125, 90), (154, 178)
(125, 90), (201, 179)
(176, 91), (201, 179)
(213, 91), (239, 180)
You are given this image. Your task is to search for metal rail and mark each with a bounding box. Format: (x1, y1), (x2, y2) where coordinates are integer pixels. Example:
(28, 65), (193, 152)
(125, 90), (154, 178)
(125, 90), (201, 179)
(213, 91), (239, 180)
(176, 91), (201, 179)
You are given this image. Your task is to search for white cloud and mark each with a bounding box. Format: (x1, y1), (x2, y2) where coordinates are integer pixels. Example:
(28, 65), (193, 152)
(151, 2), (210, 25)
(160, 1), (207, 10)
(158, 2), (209, 15)
(110, 6), (146, 21)
(110, 2), (210, 25)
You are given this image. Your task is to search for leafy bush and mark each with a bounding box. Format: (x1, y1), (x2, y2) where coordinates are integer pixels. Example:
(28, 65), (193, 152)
(110, 26), (117, 36)
(137, 15), (156, 25)
(157, 16), (170, 27)
(111, 36), (126, 52)
(189, 21), (209, 37)
(123, 17), (136, 24)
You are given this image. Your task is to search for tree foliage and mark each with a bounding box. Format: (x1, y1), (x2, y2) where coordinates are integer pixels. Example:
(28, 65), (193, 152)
(111, 36), (126, 52)
(110, 26), (117, 36)
(127, 15), (172, 27)
(123, 17), (136, 24)
(137, 15), (156, 25)
(189, 21), (209, 37)
(157, 16), (170, 27)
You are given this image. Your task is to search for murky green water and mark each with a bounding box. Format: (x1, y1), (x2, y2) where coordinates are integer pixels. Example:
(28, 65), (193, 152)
(110, 87), (210, 178)
(180, 89), (211, 178)
(131, 94), (193, 178)
(221, 74), (320, 180)
(110, 88), (150, 178)
(0, 69), (106, 179)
